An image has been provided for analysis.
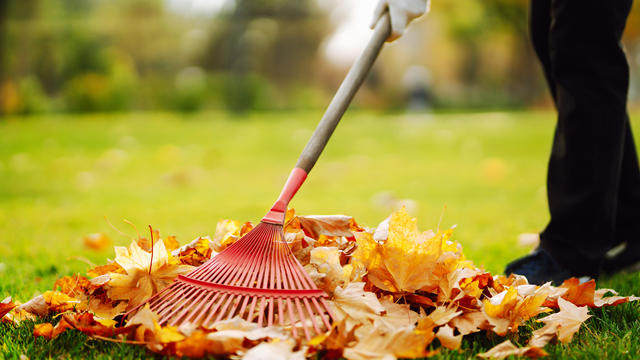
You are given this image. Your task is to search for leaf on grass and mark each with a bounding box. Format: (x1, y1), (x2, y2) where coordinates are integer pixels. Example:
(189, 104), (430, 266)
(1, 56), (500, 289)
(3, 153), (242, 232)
(449, 310), (488, 335)
(435, 324), (463, 350)
(83, 233), (111, 251)
(343, 323), (433, 360)
(53, 275), (91, 298)
(527, 322), (560, 348)
(33, 323), (54, 339)
(107, 239), (194, 309)
(559, 278), (596, 307)
(241, 339), (305, 360)
(537, 297), (591, 343)
(477, 340), (547, 359)
(0, 297), (17, 319)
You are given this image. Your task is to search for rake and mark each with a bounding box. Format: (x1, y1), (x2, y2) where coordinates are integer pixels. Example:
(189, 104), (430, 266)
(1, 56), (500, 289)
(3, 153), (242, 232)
(125, 14), (391, 340)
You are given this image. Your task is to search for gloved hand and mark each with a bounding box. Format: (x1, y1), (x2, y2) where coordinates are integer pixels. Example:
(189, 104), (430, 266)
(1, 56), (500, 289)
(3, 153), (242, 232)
(370, 0), (430, 42)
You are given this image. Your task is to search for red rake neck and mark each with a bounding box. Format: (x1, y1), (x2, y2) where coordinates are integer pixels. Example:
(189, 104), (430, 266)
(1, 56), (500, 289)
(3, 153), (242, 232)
(261, 167), (307, 225)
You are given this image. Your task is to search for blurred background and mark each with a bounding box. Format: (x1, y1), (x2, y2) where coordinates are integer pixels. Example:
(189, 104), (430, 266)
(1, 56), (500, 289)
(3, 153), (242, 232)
(2, 0), (640, 291)
(1, 0), (639, 116)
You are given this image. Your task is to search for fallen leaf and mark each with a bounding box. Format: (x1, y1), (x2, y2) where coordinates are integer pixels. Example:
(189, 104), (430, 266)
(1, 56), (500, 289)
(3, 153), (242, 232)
(0, 297), (17, 319)
(537, 297), (591, 343)
(84, 233), (111, 251)
(435, 324), (462, 350)
(33, 323), (54, 339)
(477, 340), (547, 359)
(107, 239), (194, 309)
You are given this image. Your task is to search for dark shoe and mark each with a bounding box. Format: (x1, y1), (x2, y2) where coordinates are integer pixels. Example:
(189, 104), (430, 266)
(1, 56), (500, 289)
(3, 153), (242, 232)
(505, 248), (573, 285)
(602, 245), (640, 275)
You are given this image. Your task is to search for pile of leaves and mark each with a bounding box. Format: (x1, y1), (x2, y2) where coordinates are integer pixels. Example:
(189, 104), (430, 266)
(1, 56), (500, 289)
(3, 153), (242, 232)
(2, 208), (638, 359)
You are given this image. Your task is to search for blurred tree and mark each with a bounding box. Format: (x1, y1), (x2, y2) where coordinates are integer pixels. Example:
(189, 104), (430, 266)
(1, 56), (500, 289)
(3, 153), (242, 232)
(200, 0), (328, 112)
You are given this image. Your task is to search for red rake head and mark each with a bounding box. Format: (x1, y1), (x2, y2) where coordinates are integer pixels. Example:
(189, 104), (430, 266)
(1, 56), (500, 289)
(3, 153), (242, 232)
(125, 222), (334, 340)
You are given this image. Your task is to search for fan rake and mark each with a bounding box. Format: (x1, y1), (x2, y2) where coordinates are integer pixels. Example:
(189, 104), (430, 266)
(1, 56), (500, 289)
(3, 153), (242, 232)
(124, 13), (391, 340)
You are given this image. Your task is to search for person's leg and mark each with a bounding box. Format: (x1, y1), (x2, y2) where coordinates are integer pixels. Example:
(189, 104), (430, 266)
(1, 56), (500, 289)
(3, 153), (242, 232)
(528, 0), (555, 103)
(538, 0), (633, 277)
(603, 114), (640, 273)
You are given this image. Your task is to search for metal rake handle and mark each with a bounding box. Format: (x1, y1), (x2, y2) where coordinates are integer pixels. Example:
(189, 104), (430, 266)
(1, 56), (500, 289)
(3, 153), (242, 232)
(296, 12), (391, 173)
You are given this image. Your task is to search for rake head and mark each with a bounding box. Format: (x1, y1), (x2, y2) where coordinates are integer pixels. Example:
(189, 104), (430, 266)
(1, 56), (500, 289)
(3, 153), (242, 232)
(126, 222), (333, 339)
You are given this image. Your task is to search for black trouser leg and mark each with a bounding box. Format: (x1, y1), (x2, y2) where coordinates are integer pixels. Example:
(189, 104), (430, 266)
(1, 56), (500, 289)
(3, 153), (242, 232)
(614, 117), (640, 252)
(531, 0), (636, 276)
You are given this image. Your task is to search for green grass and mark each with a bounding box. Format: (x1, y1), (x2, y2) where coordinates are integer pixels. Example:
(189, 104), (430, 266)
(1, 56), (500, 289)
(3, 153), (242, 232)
(1, 110), (639, 359)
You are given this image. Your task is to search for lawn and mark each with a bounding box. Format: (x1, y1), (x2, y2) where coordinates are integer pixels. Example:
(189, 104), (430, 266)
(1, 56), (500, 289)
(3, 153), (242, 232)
(1, 110), (639, 359)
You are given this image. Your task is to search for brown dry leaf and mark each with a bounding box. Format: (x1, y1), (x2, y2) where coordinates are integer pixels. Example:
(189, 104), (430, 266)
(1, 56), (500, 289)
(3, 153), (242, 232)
(449, 310), (488, 335)
(308, 246), (356, 292)
(297, 215), (362, 239)
(428, 306), (463, 326)
(174, 236), (215, 266)
(83, 233), (111, 251)
(308, 319), (359, 354)
(537, 297), (591, 343)
(343, 323), (432, 360)
(559, 278), (596, 307)
(478, 340), (547, 359)
(241, 339), (305, 360)
(330, 282), (385, 327)
(592, 288), (640, 307)
(528, 322), (560, 348)
(33, 323), (54, 339)
(435, 324), (463, 350)
(43, 291), (82, 313)
(0, 297), (17, 319)
(107, 239), (194, 309)
(53, 275), (91, 298)
(19, 291), (81, 316)
(87, 298), (127, 319)
(377, 297), (421, 330)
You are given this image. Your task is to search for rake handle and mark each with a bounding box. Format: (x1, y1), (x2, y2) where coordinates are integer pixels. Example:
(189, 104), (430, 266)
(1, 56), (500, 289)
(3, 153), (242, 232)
(263, 13), (391, 224)
(295, 13), (391, 173)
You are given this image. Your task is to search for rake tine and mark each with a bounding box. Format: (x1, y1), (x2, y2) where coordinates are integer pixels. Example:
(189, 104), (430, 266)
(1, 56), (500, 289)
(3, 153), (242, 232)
(302, 298), (321, 335)
(238, 294), (251, 318)
(167, 288), (210, 326)
(286, 298), (299, 338)
(267, 297), (275, 327)
(155, 286), (196, 321)
(257, 297), (267, 327)
(192, 292), (220, 325)
(226, 294), (244, 320)
(214, 293), (236, 323)
(203, 293), (229, 327)
(247, 296), (258, 322)
(295, 298), (311, 340)
(311, 298), (332, 330)
(161, 288), (204, 325)
(278, 298), (285, 326)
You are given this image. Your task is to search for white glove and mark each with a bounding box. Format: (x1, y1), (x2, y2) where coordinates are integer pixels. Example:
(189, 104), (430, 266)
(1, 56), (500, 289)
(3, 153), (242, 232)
(370, 0), (430, 42)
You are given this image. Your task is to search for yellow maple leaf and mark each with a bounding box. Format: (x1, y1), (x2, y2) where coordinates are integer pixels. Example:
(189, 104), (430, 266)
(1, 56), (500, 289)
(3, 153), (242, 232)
(107, 239), (194, 310)
(353, 207), (468, 294)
